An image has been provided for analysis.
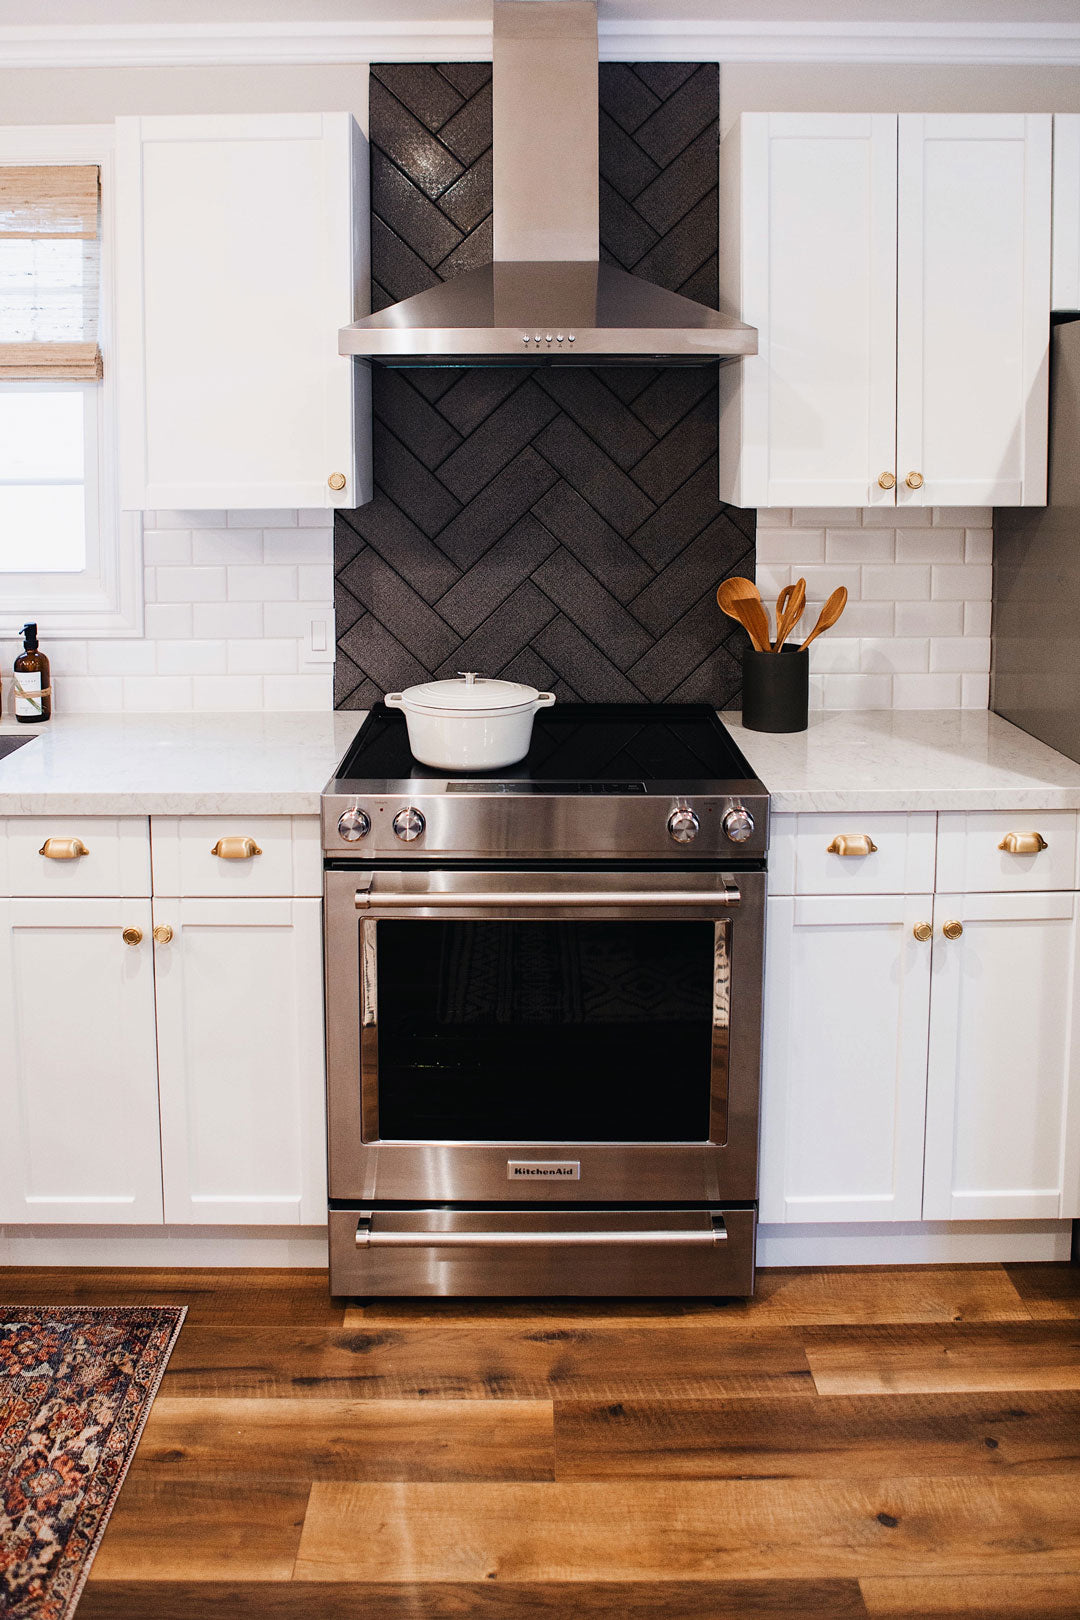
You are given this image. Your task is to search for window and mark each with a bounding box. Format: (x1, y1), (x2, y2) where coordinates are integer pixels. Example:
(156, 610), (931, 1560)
(0, 129), (141, 637)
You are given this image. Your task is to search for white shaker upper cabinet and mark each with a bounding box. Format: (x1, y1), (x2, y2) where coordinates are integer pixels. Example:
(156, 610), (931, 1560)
(115, 113), (371, 511)
(718, 112), (1051, 509)
(719, 114), (899, 510)
(896, 115), (1051, 509)
(1052, 114), (1080, 311)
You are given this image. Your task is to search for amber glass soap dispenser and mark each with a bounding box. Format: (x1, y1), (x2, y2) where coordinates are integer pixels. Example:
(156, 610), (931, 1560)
(14, 622), (51, 723)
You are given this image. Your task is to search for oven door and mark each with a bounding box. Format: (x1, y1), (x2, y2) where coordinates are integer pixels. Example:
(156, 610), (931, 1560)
(324, 866), (765, 1205)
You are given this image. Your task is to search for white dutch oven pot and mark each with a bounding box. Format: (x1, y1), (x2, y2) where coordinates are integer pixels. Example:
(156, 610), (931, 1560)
(385, 672), (556, 771)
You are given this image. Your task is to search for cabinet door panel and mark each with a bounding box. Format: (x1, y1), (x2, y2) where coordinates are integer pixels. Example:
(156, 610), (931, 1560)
(896, 114), (1051, 507)
(153, 897), (326, 1224)
(116, 112), (369, 511)
(0, 899), (162, 1223)
(719, 113), (898, 509)
(761, 894), (932, 1223)
(924, 891), (1080, 1219)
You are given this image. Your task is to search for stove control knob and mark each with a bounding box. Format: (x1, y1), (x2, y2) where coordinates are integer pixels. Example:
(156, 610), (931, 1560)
(668, 807), (700, 844)
(723, 806), (755, 844)
(337, 807), (370, 843)
(392, 806), (425, 843)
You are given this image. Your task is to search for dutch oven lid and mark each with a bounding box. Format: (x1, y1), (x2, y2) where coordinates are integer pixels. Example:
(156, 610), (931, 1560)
(389, 672), (544, 714)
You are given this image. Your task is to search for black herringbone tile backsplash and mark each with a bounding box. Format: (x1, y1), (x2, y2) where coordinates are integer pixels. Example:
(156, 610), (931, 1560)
(334, 62), (755, 709)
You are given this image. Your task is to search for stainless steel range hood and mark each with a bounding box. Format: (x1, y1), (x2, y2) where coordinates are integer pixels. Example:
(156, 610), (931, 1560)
(339, 1), (757, 367)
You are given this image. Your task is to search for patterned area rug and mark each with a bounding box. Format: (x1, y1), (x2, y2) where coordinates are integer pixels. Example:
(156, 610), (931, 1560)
(0, 1305), (185, 1619)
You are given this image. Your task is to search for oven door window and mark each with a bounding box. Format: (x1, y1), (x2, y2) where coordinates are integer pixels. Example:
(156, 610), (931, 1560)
(369, 918), (722, 1143)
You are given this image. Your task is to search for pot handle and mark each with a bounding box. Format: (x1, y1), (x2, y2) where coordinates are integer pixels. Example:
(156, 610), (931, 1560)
(535, 692), (556, 709)
(384, 693), (403, 707)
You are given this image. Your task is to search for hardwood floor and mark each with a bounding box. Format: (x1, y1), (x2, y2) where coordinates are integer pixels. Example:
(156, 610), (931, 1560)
(2, 1261), (1078, 1618)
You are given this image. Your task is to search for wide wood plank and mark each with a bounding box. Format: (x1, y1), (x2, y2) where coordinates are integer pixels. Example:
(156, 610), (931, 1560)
(1004, 1263), (1080, 1320)
(554, 1390), (1080, 1479)
(719, 1266), (1031, 1326)
(860, 1573), (1080, 1615)
(0, 1266), (343, 1326)
(77, 1578), (870, 1619)
(138, 1396), (554, 1481)
(163, 1322), (814, 1400)
(87, 1477), (310, 1582)
(293, 1477), (1080, 1582)
(807, 1322), (1080, 1396)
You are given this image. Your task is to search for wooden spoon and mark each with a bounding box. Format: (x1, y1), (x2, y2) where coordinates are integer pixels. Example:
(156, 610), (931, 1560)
(773, 577), (806, 652)
(797, 586), (848, 651)
(717, 577), (771, 653)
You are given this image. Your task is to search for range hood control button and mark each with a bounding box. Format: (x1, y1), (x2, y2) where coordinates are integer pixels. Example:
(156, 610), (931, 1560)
(723, 807), (755, 844)
(338, 807), (370, 842)
(668, 807), (700, 844)
(392, 807), (426, 842)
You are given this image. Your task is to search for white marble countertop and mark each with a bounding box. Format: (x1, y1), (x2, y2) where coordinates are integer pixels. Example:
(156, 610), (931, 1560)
(1, 706), (1079, 816)
(725, 708), (1080, 812)
(0, 711), (362, 814)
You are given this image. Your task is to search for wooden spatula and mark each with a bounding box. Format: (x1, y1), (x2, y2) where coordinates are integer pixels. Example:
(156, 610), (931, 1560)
(774, 577), (806, 652)
(797, 586), (848, 651)
(717, 577), (771, 653)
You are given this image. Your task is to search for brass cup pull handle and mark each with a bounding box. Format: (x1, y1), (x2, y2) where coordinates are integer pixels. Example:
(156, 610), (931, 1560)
(827, 834), (878, 857)
(913, 921), (933, 942)
(153, 924), (173, 945)
(877, 471), (896, 490)
(905, 471), (924, 490)
(998, 831), (1048, 855)
(122, 926), (143, 946)
(942, 919), (963, 940)
(39, 837), (89, 860)
(211, 837), (262, 860)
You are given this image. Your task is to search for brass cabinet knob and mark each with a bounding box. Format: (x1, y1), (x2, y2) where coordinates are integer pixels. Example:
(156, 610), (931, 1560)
(210, 836), (262, 859)
(328, 472), (347, 491)
(39, 837), (89, 860)
(877, 471), (896, 490)
(827, 834), (878, 857)
(153, 924), (173, 945)
(998, 831), (1048, 855)
(942, 919), (963, 940)
(122, 926), (143, 946)
(905, 471), (924, 489)
(913, 921), (933, 942)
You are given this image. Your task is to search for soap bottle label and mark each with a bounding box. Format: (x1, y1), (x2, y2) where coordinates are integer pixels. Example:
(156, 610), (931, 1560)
(14, 672), (42, 718)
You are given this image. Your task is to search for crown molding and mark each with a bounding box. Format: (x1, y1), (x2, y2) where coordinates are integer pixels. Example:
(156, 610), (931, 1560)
(0, 18), (1078, 70)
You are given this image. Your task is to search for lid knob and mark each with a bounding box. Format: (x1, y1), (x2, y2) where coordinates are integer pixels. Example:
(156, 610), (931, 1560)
(456, 671), (480, 685)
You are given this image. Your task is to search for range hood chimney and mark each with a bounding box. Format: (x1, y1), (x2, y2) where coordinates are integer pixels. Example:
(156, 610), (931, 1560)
(339, 0), (757, 366)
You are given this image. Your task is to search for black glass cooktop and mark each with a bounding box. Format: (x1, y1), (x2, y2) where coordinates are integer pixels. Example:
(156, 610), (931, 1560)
(335, 703), (759, 788)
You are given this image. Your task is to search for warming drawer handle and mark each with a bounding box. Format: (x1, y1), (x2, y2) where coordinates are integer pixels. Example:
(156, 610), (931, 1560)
(354, 884), (740, 911)
(356, 1223), (727, 1248)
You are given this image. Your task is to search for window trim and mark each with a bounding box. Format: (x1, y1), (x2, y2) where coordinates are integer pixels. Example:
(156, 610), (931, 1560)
(0, 124), (142, 638)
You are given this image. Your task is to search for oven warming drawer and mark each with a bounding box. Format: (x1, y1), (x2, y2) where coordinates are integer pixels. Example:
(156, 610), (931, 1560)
(329, 1206), (756, 1297)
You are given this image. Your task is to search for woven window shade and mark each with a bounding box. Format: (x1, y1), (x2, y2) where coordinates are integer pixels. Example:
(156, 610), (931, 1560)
(0, 165), (102, 380)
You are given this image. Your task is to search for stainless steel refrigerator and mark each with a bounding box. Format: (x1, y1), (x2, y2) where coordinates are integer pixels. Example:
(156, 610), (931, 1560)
(993, 315), (1080, 758)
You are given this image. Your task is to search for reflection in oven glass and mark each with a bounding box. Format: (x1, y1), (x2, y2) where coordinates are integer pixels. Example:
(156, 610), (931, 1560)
(374, 919), (716, 1142)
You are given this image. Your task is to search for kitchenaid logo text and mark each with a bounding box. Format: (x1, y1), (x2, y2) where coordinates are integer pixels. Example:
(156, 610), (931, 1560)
(507, 1161), (581, 1180)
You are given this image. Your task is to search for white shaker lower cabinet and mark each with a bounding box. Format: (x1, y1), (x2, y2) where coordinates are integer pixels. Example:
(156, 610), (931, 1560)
(923, 891), (1080, 1220)
(0, 898), (163, 1224)
(760, 894), (932, 1223)
(115, 112), (371, 511)
(151, 897), (326, 1224)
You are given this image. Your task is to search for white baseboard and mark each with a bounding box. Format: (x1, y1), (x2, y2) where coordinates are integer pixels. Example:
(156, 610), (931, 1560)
(0, 1224), (329, 1268)
(757, 1219), (1073, 1267)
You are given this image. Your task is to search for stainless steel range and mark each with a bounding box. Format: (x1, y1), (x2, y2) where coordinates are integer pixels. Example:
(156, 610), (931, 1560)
(322, 702), (768, 1298)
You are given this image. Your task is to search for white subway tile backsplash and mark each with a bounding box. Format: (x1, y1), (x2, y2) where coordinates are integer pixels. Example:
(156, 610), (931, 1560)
(754, 564), (790, 600)
(298, 564), (334, 601)
(227, 508), (297, 528)
(121, 675), (193, 712)
(935, 506), (992, 527)
(892, 673), (963, 709)
(264, 671), (334, 710)
(862, 504), (930, 527)
(296, 508), (335, 528)
(144, 603), (194, 640)
(964, 599), (993, 637)
(262, 528), (335, 565)
(929, 636), (991, 674)
(819, 673), (893, 709)
(962, 673), (991, 708)
(153, 509), (228, 529)
(755, 529), (825, 566)
(792, 507), (861, 527)
(830, 600), (894, 637)
(824, 529), (894, 565)
(227, 638), (299, 675)
(894, 528), (964, 564)
(156, 566), (228, 603)
(799, 565), (861, 600)
(894, 600), (965, 637)
(964, 528), (993, 564)
(143, 530), (193, 567)
(193, 601), (263, 639)
(931, 564), (992, 601)
(88, 640), (157, 676)
(859, 637), (930, 674)
(862, 565), (931, 601)
(156, 639), (228, 676)
(805, 636), (860, 673)
(192, 528), (262, 566)
(755, 508), (793, 527)
(57, 676), (124, 713)
(227, 565), (297, 601)
(263, 600), (332, 640)
(192, 674), (264, 711)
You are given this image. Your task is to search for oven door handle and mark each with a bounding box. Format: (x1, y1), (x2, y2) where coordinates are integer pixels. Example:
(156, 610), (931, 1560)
(354, 878), (740, 912)
(356, 1221), (728, 1248)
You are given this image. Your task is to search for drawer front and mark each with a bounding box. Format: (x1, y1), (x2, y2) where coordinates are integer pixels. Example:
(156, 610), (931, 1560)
(789, 812), (937, 895)
(937, 810), (1079, 892)
(2, 817), (151, 897)
(150, 815), (321, 897)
